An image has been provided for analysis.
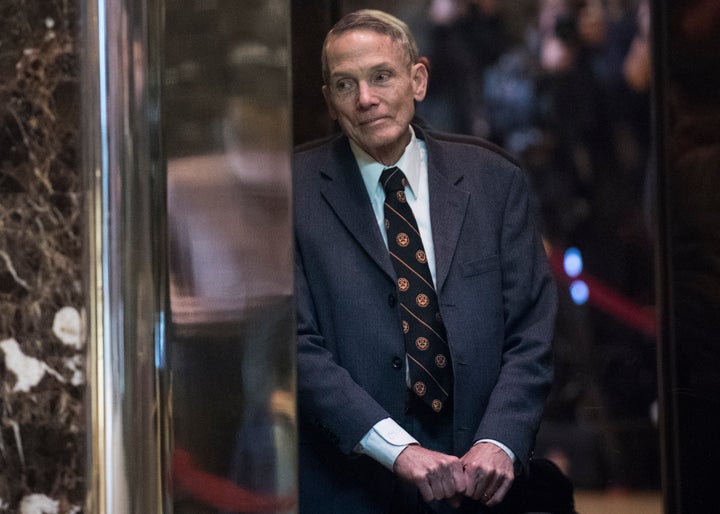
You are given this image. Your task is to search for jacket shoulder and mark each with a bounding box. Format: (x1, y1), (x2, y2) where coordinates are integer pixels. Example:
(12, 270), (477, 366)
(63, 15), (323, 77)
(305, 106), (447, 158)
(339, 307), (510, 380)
(424, 130), (521, 168)
(294, 133), (343, 160)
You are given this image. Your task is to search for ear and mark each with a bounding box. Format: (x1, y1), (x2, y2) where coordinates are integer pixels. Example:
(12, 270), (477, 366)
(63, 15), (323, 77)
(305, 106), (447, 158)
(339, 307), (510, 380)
(322, 85), (338, 120)
(411, 62), (429, 102)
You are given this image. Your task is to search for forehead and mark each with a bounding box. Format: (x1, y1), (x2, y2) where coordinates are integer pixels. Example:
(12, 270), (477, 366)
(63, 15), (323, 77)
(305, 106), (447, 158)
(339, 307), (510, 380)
(325, 29), (407, 73)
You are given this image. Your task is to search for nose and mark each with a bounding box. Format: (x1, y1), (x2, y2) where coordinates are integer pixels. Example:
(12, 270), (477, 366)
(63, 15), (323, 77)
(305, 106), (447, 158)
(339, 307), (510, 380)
(356, 81), (377, 109)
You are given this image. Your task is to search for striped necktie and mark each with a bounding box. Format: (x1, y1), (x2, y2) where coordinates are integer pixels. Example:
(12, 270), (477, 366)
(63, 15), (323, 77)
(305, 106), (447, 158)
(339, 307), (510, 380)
(380, 166), (452, 413)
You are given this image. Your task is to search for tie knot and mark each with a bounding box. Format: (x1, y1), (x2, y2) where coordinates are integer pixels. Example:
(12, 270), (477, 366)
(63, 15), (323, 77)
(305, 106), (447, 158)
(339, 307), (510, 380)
(380, 167), (408, 194)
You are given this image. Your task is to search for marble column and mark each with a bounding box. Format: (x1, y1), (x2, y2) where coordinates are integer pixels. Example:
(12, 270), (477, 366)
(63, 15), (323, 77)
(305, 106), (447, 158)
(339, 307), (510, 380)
(0, 1), (85, 512)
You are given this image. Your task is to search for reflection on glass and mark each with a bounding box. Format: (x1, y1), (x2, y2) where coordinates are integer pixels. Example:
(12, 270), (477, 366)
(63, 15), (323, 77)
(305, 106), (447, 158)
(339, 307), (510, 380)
(164, 1), (296, 512)
(657, 1), (720, 510)
(411, 0), (659, 497)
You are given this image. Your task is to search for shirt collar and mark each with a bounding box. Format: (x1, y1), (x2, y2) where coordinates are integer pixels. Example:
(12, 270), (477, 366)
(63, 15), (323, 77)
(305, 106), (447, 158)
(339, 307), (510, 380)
(352, 126), (423, 198)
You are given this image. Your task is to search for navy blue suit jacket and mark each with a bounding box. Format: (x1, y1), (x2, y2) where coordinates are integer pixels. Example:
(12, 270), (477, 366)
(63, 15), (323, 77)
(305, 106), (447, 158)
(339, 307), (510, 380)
(293, 126), (556, 513)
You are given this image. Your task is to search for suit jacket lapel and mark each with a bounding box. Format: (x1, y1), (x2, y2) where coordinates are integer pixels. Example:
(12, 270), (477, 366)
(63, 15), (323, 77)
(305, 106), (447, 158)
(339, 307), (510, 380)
(426, 136), (470, 292)
(318, 139), (396, 282)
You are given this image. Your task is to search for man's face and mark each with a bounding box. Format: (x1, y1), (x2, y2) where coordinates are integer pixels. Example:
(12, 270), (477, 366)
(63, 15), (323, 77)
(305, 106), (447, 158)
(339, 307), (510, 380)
(322, 29), (428, 164)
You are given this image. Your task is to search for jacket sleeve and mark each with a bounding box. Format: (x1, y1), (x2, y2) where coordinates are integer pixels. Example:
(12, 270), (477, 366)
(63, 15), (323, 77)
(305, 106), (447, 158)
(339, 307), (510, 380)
(295, 238), (390, 455)
(474, 166), (557, 472)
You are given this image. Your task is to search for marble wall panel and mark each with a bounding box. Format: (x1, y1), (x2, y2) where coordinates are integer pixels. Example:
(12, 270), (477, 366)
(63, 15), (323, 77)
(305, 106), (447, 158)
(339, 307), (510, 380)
(0, 0), (84, 512)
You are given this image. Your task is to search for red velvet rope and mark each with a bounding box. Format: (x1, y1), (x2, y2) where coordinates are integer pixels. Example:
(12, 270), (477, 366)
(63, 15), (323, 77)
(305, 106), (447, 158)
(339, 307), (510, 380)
(173, 448), (296, 512)
(547, 245), (656, 338)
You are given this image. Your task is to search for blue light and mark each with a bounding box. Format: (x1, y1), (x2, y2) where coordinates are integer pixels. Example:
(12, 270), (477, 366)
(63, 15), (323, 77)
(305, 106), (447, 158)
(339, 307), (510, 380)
(570, 280), (589, 305)
(563, 247), (583, 278)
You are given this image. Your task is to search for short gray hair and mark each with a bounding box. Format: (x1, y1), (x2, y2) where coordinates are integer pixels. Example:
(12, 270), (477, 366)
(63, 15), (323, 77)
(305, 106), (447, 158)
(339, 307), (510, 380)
(321, 9), (420, 85)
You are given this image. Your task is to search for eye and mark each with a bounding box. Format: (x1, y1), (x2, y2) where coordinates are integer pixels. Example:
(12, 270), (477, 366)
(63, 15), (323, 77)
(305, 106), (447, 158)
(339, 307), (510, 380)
(334, 79), (355, 94)
(373, 71), (392, 83)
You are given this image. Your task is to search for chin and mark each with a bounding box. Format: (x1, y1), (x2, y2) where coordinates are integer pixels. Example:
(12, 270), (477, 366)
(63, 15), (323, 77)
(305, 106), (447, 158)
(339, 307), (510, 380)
(362, 130), (402, 149)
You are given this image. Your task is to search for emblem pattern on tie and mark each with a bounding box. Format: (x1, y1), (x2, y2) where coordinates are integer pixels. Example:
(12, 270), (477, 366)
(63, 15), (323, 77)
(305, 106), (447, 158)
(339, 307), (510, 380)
(380, 166), (452, 413)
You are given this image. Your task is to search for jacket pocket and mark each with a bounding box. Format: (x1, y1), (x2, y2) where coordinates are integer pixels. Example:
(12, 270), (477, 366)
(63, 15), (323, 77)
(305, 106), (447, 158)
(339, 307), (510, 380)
(460, 255), (500, 277)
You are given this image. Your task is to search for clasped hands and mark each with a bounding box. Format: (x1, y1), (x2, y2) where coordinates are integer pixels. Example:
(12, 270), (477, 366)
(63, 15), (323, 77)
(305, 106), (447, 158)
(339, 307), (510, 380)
(393, 442), (514, 508)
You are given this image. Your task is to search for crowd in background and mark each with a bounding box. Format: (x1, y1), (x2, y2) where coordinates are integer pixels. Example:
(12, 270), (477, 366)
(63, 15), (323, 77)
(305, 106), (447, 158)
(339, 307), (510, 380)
(396, 0), (657, 491)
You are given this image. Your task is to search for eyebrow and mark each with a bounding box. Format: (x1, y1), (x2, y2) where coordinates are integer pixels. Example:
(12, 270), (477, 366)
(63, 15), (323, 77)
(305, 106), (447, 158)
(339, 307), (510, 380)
(329, 62), (398, 79)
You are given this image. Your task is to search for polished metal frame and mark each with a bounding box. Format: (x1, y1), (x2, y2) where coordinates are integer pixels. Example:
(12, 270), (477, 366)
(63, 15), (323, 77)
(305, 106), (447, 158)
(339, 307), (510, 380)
(82, 0), (169, 512)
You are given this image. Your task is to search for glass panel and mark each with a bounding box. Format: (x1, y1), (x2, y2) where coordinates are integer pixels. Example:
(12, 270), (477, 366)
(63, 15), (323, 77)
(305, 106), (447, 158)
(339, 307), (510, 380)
(655, 1), (720, 512)
(164, 1), (296, 513)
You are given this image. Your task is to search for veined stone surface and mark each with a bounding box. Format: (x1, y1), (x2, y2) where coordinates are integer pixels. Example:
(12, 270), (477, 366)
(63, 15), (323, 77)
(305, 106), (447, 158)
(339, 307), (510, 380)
(0, 0), (84, 510)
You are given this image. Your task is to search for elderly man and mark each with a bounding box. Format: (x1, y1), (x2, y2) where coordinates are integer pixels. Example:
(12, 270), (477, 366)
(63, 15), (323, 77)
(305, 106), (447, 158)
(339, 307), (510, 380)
(294, 9), (557, 513)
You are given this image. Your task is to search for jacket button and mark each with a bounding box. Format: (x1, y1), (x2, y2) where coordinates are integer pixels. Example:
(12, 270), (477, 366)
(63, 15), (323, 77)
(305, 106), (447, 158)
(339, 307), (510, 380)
(388, 294), (397, 307)
(391, 356), (403, 369)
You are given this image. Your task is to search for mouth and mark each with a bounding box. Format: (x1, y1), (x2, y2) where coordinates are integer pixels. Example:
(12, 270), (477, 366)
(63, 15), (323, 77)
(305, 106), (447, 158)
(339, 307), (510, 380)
(359, 116), (388, 126)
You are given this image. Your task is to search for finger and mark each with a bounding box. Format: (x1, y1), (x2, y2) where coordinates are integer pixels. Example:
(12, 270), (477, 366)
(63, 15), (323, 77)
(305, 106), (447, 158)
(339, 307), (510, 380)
(485, 475), (514, 507)
(463, 469), (481, 500)
(460, 464), (479, 499)
(451, 463), (467, 496)
(447, 493), (463, 509)
(417, 477), (435, 503)
(481, 473), (502, 500)
(466, 467), (493, 501)
(438, 475), (456, 501)
(433, 459), (465, 500)
(430, 469), (456, 501)
(481, 490), (492, 504)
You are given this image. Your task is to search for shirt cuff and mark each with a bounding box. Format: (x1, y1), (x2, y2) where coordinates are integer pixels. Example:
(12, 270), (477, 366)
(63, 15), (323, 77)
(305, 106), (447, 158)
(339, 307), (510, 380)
(354, 418), (419, 470)
(475, 439), (517, 463)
